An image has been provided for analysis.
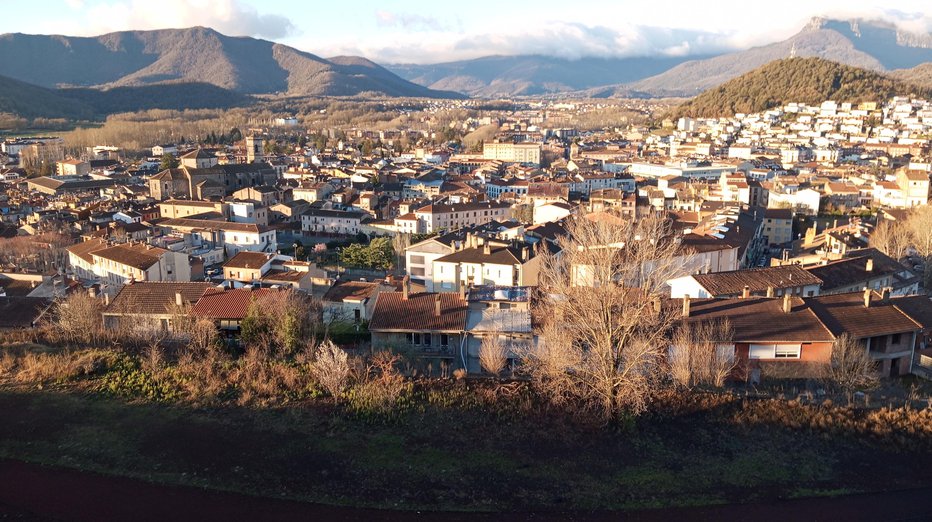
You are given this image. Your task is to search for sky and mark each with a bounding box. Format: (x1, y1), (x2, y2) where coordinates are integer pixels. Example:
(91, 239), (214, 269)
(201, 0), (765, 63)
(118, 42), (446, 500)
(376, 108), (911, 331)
(0, 0), (931, 64)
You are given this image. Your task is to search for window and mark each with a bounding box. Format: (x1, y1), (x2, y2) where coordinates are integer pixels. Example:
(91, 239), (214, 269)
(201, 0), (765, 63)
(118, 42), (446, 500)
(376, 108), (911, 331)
(410, 255), (425, 265)
(440, 334), (449, 347)
(891, 333), (902, 345)
(413, 333), (422, 345)
(423, 334), (431, 346)
(774, 345), (801, 358)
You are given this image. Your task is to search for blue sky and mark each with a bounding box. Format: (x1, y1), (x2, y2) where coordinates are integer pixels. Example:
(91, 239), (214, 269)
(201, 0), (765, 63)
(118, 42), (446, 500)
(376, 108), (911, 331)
(0, 0), (930, 63)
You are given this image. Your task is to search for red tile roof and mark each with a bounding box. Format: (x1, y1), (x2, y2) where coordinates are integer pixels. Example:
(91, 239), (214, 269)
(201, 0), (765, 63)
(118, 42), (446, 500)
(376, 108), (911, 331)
(191, 288), (278, 319)
(369, 292), (467, 332)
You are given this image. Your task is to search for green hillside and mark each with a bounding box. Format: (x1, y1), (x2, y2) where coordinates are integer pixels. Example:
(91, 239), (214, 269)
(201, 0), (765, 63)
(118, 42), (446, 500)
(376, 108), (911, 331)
(0, 74), (95, 120)
(672, 57), (932, 118)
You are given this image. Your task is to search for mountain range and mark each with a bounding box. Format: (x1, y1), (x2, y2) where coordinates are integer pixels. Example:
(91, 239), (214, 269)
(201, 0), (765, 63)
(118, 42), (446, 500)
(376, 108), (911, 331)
(385, 54), (707, 97)
(0, 27), (460, 99)
(388, 18), (932, 98)
(3, 18), (932, 123)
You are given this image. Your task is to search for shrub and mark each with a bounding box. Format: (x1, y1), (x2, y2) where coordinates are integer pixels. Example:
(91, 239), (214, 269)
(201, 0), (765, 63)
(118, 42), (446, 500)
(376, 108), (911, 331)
(311, 341), (350, 398)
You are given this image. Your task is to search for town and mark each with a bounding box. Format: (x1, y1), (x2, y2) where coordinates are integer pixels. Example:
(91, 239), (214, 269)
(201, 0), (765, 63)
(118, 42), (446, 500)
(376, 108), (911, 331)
(4, 96), (932, 382)
(3, 6), (932, 520)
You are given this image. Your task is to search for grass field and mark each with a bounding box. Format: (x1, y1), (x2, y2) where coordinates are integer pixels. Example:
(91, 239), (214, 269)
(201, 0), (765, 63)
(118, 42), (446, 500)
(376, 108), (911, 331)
(1, 383), (929, 512)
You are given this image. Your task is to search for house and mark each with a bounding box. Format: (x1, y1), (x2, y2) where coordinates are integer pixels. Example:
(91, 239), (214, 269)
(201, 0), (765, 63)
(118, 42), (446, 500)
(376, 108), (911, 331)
(533, 201), (574, 225)
(102, 281), (214, 333)
(222, 251), (276, 283)
(463, 286), (535, 374)
(322, 280), (392, 323)
(678, 289), (932, 380)
(56, 159), (90, 177)
(66, 239), (193, 287)
(430, 238), (543, 292)
(405, 201), (513, 234)
(190, 287), (278, 333)
(369, 283), (468, 374)
(895, 169), (930, 208)
(668, 265), (823, 299)
(808, 290), (932, 377)
(762, 208), (793, 246)
(301, 208), (364, 236)
(805, 250), (920, 296)
(680, 293), (835, 379)
(156, 218), (277, 256)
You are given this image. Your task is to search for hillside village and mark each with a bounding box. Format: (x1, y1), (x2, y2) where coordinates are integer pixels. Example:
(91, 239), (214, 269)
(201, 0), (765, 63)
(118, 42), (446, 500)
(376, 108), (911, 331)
(2, 94), (932, 383)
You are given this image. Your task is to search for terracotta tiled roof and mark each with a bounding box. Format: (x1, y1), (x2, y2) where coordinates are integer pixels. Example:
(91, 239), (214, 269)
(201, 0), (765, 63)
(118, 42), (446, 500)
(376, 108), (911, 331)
(808, 292), (923, 339)
(65, 238), (108, 264)
(92, 243), (167, 270)
(369, 292), (467, 332)
(0, 296), (52, 328)
(806, 251), (912, 291)
(323, 281), (379, 303)
(691, 265), (822, 296)
(223, 251), (271, 269)
(191, 288), (278, 319)
(683, 297), (835, 343)
(105, 282), (214, 315)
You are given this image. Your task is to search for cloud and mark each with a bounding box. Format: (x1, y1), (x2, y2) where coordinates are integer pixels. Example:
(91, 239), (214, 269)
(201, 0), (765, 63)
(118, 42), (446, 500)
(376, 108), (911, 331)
(374, 10), (450, 32)
(320, 22), (747, 64)
(309, 3), (932, 65)
(54, 0), (295, 39)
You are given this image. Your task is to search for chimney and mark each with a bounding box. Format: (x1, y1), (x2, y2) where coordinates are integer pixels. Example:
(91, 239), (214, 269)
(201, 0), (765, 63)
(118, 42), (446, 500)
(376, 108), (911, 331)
(742, 285), (750, 299)
(402, 274), (410, 300)
(434, 294), (442, 317)
(175, 292), (184, 307)
(766, 286), (774, 298)
(863, 287), (872, 308)
(865, 258), (873, 272)
(88, 286), (97, 298)
(881, 287), (891, 302)
(682, 294), (691, 318)
(521, 246), (529, 262)
(104, 293), (110, 306)
(782, 292), (792, 314)
(483, 243), (491, 255)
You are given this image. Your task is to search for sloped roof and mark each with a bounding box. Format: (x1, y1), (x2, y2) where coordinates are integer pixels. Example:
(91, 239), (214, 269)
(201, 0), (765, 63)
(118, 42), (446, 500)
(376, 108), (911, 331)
(369, 292), (467, 332)
(692, 265), (822, 296)
(223, 251), (271, 269)
(808, 292), (923, 339)
(105, 282), (214, 315)
(682, 297), (835, 344)
(191, 288), (278, 320)
(0, 296), (52, 328)
(323, 281), (379, 303)
(92, 243), (167, 270)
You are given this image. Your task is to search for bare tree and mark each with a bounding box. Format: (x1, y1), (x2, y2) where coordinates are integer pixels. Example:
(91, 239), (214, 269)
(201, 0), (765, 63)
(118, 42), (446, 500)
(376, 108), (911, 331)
(825, 333), (879, 394)
(520, 214), (687, 420)
(905, 206), (932, 258)
(312, 340), (350, 398)
(669, 319), (735, 388)
(52, 291), (104, 345)
(870, 220), (910, 260)
(479, 327), (509, 377)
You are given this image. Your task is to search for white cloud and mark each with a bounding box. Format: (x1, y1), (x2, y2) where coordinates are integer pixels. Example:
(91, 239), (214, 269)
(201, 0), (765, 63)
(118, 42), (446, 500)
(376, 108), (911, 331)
(52, 0), (294, 39)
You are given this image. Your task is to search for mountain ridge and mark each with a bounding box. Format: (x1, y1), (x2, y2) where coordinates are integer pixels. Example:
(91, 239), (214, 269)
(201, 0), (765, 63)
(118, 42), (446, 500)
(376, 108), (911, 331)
(0, 27), (462, 99)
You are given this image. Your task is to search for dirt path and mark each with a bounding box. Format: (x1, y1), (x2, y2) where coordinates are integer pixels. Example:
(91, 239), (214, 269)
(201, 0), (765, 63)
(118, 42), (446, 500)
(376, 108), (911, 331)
(1, 459), (931, 521)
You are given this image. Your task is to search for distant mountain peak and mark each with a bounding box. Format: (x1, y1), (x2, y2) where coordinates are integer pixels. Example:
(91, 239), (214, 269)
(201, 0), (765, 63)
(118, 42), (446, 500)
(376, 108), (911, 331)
(0, 27), (462, 99)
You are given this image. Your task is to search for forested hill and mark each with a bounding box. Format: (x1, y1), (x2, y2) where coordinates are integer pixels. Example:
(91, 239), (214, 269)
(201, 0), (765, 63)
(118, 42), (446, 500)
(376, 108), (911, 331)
(671, 57), (932, 119)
